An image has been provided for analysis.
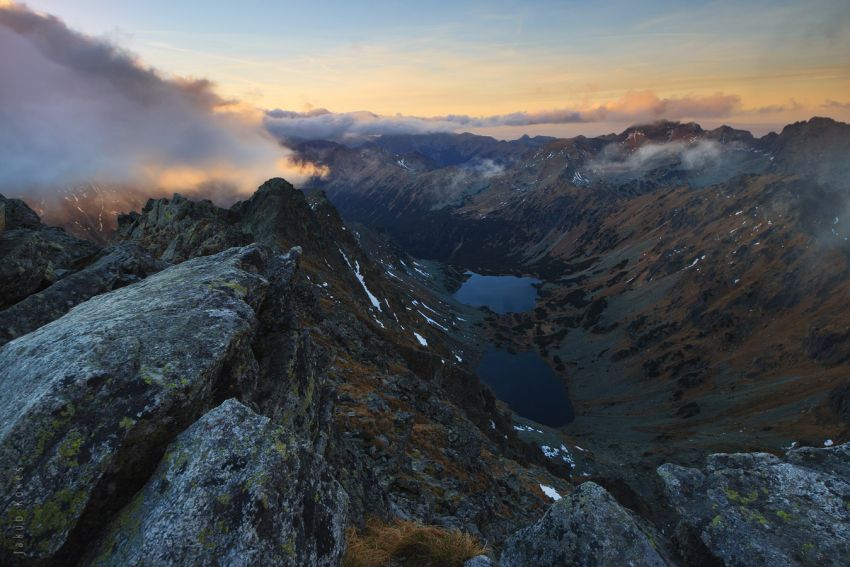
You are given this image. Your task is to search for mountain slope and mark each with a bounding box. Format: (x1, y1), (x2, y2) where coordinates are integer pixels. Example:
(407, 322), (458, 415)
(0, 180), (571, 565)
(300, 118), (850, 488)
(3, 169), (850, 564)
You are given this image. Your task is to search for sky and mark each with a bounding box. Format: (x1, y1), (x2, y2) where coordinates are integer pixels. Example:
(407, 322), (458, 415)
(15, 0), (850, 138)
(1, 0), (849, 201)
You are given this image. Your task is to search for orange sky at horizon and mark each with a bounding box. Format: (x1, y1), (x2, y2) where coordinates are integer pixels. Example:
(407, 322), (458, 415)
(11, 0), (850, 138)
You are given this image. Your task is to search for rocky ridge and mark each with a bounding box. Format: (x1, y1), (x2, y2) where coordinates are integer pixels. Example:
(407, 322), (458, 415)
(2, 177), (849, 565)
(0, 181), (564, 565)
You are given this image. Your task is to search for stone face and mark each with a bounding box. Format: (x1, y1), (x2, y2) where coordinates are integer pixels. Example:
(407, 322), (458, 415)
(0, 226), (99, 310)
(116, 193), (248, 263)
(0, 196), (42, 232)
(117, 179), (348, 266)
(0, 242), (167, 345)
(500, 482), (672, 567)
(0, 245), (271, 564)
(232, 178), (326, 252)
(658, 443), (850, 566)
(83, 399), (348, 567)
(464, 555), (494, 567)
(0, 195), (101, 312)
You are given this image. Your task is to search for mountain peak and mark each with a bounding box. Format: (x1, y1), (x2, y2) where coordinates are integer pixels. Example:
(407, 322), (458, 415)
(255, 176), (297, 195)
(779, 115), (845, 137)
(618, 120), (705, 145)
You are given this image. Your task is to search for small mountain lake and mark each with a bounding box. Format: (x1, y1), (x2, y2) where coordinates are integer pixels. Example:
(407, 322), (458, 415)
(476, 348), (574, 427)
(452, 272), (540, 314)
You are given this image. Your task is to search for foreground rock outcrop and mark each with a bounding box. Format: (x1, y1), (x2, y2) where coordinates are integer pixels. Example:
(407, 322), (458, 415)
(116, 193), (248, 263)
(0, 196), (99, 310)
(0, 242), (166, 345)
(659, 443), (850, 566)
(496, 443), (850, 566)
(500, 482), (672, 567)
(84, 399), (347, 567)
(0, 245), (272, 564)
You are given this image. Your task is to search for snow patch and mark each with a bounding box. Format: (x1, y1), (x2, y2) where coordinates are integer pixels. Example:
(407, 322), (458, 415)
(513, 424), (544, 434)
(412, 299), (439, 315)
(541, 444), (575, 466)
(683, 255), (706, 270)
(417, 310), (449, 332)
(339, 249), (382, 312)
(397, 158), (415, 171)
(539, 484), (562, 501)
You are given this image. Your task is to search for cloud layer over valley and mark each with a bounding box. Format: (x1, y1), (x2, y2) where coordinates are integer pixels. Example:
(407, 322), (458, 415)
(0, 3), (305, 202)
(264, 91), (741, 144)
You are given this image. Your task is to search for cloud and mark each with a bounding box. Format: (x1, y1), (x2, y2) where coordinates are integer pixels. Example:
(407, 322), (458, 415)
(264, 90), (742, 143)
(583, 91), (740, 123)
(0, 3), (299, 201)
(823, 100), (850, 110)
(588, 139), (727, 176)
(465, 158), (506, 178)
(753, 100), (803, 114)
(264, 108), (456, 143)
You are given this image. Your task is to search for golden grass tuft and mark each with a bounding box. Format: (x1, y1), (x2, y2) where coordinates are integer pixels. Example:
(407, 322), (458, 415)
(342, 518), (489, 567)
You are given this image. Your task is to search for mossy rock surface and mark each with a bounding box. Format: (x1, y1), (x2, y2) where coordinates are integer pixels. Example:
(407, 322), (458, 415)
(500, 482), (673, 567)
(0, 245), (272, 565)
(0, 242), (167, 346)
(0, 197), (99, 310)
(83, 399), (348, 567)
(658, 444), (850, 566)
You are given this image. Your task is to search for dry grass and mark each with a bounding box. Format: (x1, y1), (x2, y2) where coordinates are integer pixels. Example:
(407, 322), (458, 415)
(342, 519), (489, 567)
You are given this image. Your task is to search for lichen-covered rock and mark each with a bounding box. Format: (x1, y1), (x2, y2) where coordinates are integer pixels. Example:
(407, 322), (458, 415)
(464, 554), (494, 567)
(0, 242), (166, 345)
(0, 220), (99, 309)
(243, 248), (332, 440)
(0, 195), (42, 232)
(0, 195), (100, 310)
(0, 245), (271, 565)
(500, 482), (672, 567)
(24, 181), (572, 552)
(117, 193), (248, 263)
(83, 399), (348, 567)
(117, 179), (348, 266)
(658, 443), (850, 566)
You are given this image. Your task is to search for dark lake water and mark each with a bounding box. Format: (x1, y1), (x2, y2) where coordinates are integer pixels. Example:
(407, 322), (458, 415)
(452, 272), (540, 314)
(476, 348), (574, 427)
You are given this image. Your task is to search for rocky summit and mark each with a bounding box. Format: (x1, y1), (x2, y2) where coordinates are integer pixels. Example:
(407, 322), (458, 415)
(1, 171), (847, 566)
(0, 181), (560, 565)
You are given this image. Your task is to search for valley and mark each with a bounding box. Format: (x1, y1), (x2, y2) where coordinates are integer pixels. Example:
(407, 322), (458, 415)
(302, 117), (850, 509)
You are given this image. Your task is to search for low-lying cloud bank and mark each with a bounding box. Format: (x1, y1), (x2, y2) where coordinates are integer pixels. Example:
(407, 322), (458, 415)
(0, 3), (306, 202)
(264, 91), (741, 144)
(588, 139), (728, 175)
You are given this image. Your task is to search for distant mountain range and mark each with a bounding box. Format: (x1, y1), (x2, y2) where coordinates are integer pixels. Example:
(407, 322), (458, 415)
(298, 118), (849, 264)
(297, 117), (850, 488)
